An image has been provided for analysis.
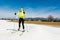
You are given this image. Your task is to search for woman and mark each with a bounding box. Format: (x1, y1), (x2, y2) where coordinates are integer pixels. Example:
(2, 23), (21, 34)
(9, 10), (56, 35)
(15, 8), (26, 32)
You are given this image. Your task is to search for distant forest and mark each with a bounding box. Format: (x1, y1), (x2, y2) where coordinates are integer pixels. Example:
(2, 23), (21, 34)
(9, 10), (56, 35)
(0, 15), (60, 22)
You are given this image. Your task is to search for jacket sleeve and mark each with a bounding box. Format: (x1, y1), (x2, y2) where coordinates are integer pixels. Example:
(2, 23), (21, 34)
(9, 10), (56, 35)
(16, 11), (20, 17)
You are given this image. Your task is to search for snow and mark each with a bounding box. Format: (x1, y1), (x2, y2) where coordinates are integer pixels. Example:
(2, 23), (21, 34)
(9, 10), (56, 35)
(0, 20), (60, 40)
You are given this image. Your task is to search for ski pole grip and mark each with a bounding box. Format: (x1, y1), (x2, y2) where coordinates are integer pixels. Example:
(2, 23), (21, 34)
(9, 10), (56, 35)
(15, 13), (16, 15)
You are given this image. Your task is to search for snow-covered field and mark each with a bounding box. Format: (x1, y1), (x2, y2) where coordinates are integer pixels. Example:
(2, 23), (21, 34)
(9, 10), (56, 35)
(0, 20), (60, 40)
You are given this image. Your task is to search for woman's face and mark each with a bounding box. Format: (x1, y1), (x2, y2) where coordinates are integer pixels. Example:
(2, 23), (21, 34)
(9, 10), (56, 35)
(20, 8), (24, 12)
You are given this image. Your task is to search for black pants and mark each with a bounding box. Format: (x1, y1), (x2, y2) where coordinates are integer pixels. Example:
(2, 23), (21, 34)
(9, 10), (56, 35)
(18, 18), (25, 30)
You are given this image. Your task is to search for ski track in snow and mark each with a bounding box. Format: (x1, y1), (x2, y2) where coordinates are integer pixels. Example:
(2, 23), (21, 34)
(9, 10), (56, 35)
(0, 20), (60, 40)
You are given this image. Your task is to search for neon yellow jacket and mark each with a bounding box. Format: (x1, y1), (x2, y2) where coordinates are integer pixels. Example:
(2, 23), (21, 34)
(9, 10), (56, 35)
(16, 11), (25, 19)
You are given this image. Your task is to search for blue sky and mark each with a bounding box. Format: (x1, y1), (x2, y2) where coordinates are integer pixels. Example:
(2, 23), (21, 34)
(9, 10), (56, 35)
(0, 0), (60, 18)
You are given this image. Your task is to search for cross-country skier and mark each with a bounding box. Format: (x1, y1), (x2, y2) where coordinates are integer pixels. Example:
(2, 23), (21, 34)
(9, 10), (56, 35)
(15, 8), (26, 32)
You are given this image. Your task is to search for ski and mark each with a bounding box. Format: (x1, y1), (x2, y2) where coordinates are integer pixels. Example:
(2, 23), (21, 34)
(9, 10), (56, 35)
(6, 29), (28, 36)
(6, 29), (21, 33)
(10, 29), (25, 36)
(19, 31), (25, 36)
(6, 29), (25, 34)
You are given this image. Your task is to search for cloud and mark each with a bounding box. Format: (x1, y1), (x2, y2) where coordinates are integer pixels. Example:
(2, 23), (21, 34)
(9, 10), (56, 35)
(0, 6), (60, 18)
(25, 7), (60, 18)
(0, 6), (14, 18)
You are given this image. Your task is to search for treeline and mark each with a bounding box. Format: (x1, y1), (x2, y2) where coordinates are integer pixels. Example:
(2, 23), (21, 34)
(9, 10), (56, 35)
(41, 15), (60, 22)
(0, 15), (60, 22)
(25, 15), (60, 22)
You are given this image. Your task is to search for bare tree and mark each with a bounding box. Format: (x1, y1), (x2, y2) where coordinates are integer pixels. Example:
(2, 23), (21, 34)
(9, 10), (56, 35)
(47, 15), (54, 22)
